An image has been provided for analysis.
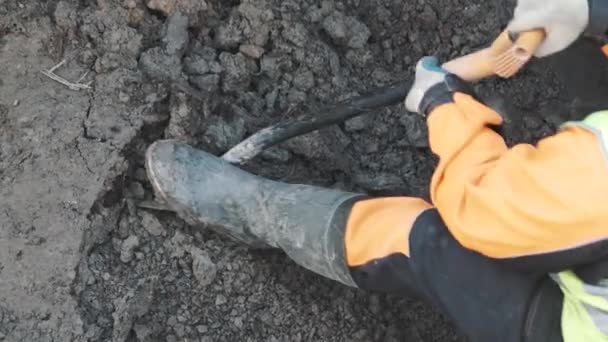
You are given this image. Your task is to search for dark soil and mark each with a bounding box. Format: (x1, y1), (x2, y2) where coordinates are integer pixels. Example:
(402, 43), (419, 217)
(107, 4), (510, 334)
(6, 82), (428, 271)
(1, 0), (605, 341)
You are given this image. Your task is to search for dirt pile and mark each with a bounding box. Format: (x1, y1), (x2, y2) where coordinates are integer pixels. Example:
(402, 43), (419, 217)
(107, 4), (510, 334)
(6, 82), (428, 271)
(0, 0), (584, 341)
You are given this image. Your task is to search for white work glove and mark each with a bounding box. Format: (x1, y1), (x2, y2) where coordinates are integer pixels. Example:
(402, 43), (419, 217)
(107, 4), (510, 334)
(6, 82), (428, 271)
(507, 0), (590, 57)
(405, 57), (448, 115)
(405, 57), (476, 116)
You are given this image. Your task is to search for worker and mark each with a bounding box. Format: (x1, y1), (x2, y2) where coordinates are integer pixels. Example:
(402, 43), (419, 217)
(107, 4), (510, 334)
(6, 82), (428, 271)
(144, 0), (608, 341)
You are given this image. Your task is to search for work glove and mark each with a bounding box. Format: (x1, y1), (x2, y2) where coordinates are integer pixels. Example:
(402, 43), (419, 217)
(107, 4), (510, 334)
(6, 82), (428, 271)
(507, 0), (590, 57)
(405, 56), (474, 116)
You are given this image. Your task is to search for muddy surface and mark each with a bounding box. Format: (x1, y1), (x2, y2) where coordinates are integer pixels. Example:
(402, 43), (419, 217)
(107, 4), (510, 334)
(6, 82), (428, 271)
(1, 0), (603, 341)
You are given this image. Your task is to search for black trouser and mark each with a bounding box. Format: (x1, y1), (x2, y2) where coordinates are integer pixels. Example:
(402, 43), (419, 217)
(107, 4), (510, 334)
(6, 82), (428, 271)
(348, 208), (563, 342)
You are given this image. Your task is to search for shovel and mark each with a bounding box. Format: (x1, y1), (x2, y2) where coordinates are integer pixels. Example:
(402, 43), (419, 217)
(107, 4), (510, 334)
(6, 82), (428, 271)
(138, 28), (545, 211)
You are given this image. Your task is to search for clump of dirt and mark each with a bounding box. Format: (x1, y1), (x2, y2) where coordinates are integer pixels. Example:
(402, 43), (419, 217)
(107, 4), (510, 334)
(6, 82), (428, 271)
(2, 0), (600, 341)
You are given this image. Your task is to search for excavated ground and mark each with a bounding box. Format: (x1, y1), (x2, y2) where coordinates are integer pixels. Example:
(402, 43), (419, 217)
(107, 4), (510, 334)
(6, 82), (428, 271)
(2, 0), (605, 341)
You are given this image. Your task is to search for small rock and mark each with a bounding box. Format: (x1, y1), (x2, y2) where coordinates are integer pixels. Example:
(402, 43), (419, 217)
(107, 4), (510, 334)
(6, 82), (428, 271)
(345, 48), (373, 67)
(322, 12), (347, 43)
(215, 294), (227, 306)
(124, 0), (137, 9)
(215, 15), (245, 49)
(120, 235), (140, 263)
(203, 117), (245, 152)
(133, 324), (152, 340)
(54, 1), (77, 31)
(260, 53), (292, 79)
(190, 74), (220, 93)
(282, 22), (308, 47)
(219, 52), (257, 92)
(292, 68), (314, 90)
(419, 5), (438, 29)
(190, 247), (217, 287)
(451, 35), (462, 49)
(239, 44), (265, 59)
(141, 212), (164, 236)
(184, 57), (210, 75)
(147, 0), (176, 16)
(128, 7), (146, 26)
(345, 16), (371, 49)
(166, 334), (178, 342)
(196, 325), (208, 333)
(139, 47), (182, 81)
(102, 273), (111, 281)
(163, 11), (189, 55)
(345, 115), (370, 132)
(174, 323), (186, 337)
(398, 114), (428, 147)
(323, 12), (370, 48)
(233, 317), (244, 329)
(369, 295), (381, 315)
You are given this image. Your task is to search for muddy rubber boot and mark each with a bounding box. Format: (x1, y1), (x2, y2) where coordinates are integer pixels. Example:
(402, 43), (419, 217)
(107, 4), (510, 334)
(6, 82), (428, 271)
(145, 139), (366, 287)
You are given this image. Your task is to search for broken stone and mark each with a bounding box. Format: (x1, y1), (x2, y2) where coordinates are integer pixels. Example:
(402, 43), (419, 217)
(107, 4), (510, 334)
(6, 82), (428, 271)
(215, 294), (227, 306)
(147, 0), (176, 16)
(140, 212), (164, 237)
(292, 68), (314, 90)
(398, 114), (429, 147)
(260, 53), (292, 79)
(322, 12), (347, 44)
(184, 56), (210, 75)
(344, 115), (370, 132)
(133, 324), (152, 341)
(163, 11), (189, 56)
(282, 22), (308, 47)
(53, 1), (77, 31)
(146, 0), (207, 18)
(239, 44), (265, 59)
(202, 113), (246, 152)
(322, 11), (370, 49)
(164, 231), (192, 258)
(190, 247), (217, 287)
(139, 47), (182, 81)
(190, 74), (220, 93)
(219, 52), (257, 92)
(345, 16), (371, 49)
(120, 235), (140, 263)
(215, 15), (245, 49)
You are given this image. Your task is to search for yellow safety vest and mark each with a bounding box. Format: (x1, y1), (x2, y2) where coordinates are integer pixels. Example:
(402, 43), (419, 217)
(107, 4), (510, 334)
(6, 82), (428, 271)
(556, 110), (608, 341)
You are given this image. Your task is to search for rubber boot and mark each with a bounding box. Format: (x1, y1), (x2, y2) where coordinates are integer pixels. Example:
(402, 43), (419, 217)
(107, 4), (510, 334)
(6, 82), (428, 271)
(145, 140), (366, 287)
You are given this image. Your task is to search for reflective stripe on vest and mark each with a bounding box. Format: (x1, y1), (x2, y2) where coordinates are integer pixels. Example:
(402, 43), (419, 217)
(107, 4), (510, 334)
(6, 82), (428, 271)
(556, 110), (608, 341)
(552, 271), (608, 341)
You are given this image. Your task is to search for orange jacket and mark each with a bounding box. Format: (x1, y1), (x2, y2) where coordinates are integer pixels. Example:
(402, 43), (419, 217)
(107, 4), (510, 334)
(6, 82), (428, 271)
(428, 93), (608, 269)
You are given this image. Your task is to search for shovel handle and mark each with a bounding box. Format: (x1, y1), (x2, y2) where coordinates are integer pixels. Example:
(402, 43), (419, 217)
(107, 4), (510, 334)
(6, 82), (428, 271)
(442, 29), (546, 82)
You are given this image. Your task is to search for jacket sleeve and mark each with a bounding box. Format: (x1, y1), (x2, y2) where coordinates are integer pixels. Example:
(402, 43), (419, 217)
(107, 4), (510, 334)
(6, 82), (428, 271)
(426, 92), (608, 270)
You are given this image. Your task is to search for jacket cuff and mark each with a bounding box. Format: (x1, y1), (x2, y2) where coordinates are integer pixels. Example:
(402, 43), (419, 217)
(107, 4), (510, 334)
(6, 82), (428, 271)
(418, 74), (478, 116)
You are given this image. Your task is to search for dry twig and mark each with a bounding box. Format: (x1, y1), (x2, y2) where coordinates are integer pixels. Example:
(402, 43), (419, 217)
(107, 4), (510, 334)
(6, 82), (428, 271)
(41, 59), (92, 91)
